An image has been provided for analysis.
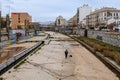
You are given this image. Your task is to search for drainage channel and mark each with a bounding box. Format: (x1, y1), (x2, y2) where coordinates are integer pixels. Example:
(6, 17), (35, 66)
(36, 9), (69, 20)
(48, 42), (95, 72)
(0, 41), (44, 76)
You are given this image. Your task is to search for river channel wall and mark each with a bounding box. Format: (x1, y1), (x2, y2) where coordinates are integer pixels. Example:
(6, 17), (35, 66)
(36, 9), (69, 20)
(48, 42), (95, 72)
(76, 30), (120, 47)
(0, 41), (44, 75)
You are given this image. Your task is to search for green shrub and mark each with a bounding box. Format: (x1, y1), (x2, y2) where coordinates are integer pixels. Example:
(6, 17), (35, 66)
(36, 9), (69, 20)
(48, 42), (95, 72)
(114, 53), (120, 64)
(103, 50), (115, 59)
(72, 36), (120, 64)
(8, 71), (11, 73)
(14, 59), (26, 69)
(0, 77), (4, 80)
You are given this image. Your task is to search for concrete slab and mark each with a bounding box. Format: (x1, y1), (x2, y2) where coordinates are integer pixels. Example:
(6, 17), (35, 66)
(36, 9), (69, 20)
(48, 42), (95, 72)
(1, 32), (119, 80)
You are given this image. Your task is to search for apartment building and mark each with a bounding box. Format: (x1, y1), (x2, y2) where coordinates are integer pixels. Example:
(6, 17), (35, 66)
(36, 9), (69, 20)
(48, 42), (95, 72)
(77, 4), (92, 24)
(68, 14), (77, 27)
(86, 7), (120, 28)
(11, 12), (32, 29)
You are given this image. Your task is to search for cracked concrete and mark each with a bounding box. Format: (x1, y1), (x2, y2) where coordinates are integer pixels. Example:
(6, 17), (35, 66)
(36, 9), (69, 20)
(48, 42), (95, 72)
(1, 32), (119, 80)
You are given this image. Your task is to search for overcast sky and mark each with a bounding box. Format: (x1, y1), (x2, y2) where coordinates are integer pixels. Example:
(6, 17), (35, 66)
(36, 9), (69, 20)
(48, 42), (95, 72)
(0, 0), (120, 22)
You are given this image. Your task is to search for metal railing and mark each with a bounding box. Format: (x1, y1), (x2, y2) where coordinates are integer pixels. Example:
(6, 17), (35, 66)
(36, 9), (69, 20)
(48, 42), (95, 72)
(0, 41), (44, 75)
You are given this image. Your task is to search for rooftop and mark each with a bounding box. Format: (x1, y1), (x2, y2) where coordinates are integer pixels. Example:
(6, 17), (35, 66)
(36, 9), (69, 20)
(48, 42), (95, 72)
(89, 7), (120, 15)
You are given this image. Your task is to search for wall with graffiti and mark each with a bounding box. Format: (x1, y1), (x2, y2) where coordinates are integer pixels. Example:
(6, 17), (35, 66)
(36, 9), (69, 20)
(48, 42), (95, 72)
(77, 29), (120, 47)
(88, 31), (120, 47)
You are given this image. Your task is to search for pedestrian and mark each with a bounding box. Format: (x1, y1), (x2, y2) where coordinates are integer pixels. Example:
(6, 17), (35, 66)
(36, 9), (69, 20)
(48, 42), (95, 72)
(65, 49), (68, 58)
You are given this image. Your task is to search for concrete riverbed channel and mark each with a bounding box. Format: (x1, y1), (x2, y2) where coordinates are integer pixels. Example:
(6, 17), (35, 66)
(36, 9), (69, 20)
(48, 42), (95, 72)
(0, 32), (119, 80)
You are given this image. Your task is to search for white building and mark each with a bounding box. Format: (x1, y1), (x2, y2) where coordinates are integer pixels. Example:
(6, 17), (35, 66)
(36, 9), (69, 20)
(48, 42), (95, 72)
(86, 7), (120, 29)
(77, 4), (92, 24)
(55, 16), (68, 26)
(107, 18), (120, 25)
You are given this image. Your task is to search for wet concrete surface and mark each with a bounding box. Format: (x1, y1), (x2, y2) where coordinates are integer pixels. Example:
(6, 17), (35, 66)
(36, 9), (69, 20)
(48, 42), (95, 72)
(1, 32), (119, 80)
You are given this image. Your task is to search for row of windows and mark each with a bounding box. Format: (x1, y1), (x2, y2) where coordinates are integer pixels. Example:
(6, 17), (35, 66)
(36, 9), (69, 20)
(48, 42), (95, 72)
(18, 14), (20, 23)
(104, 12), (119, 17)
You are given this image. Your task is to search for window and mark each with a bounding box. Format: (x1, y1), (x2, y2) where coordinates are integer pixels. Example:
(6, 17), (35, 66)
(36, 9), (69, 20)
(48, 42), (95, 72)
(114, 13), (116, 16)
(116, 13), (118, 16)
(18, 18), (20, 23)
(104, 12), (106, 16)
(107, 12), (112, 17)
(18, 20), (20, 23)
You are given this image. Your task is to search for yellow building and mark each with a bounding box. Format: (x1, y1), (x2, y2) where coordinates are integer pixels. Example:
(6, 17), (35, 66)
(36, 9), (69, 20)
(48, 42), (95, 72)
(11, 12), (32, 29)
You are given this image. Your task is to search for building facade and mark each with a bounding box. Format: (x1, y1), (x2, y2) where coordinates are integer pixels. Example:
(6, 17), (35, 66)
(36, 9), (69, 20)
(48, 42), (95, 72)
(77, 4), (92, 25)
(86, 7), (120, 28)
(55, 16), (68, 26)
(68, 14), (77, 27)
(11, 12), (32, 29)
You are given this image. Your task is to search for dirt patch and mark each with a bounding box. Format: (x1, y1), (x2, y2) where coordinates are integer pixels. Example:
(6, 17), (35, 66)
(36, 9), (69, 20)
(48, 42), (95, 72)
(0, 47), (26, 63)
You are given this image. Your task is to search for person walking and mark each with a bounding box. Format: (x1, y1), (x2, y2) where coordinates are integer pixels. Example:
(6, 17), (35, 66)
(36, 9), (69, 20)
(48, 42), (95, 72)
(65, 49), (68, 58)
